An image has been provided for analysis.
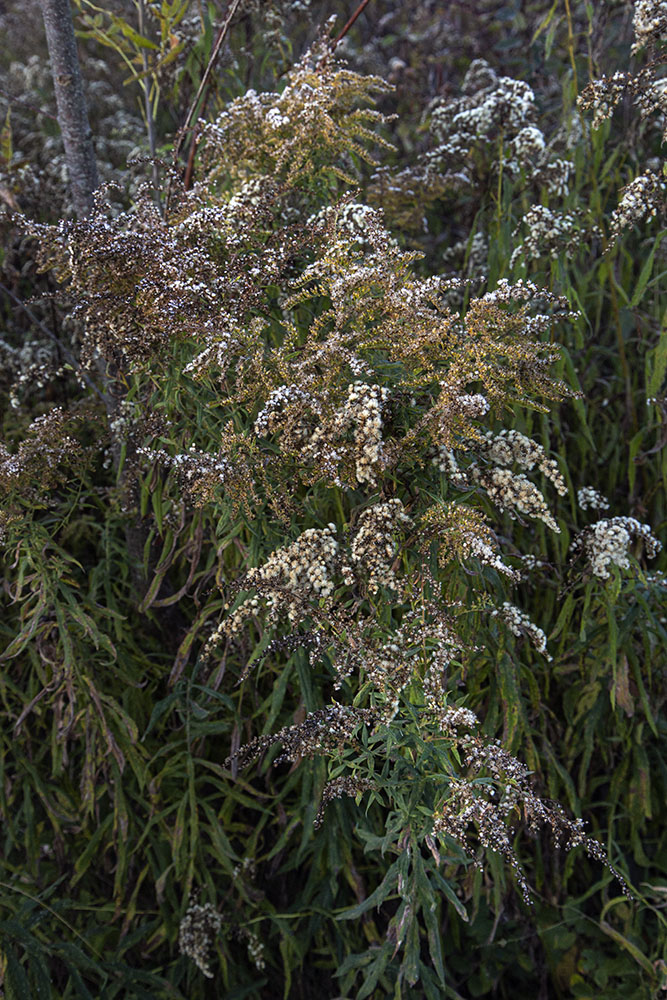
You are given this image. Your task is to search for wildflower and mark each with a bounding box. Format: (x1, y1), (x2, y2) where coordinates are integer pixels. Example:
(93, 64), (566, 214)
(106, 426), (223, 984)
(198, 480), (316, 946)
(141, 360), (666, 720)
(179, 900), (222, 978)
(492, 601), (551, 659)
(571, 517), (662, 578)
(632, 0), (667, 52)
(577, 487), (610, 512)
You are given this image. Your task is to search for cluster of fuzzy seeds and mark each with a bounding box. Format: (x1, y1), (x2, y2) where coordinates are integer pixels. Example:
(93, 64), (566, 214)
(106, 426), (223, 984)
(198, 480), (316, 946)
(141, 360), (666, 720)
(310, 200), (383, 243)
(492, 601), (551, 659)
(217, 525), (339, 642)
(342, 381), (390, 484)
(609, 171), (665, 239)
(538, 157), (575, 198)
(225, 705), (375, 770)
(420, 503), (519, 581)
(346, 499), (413, 592)
(479, 430), (567, 495)
(510, 206), (584, 265)
(632, 0), (667, 51)
(571, 517), (662, 578)
(577, 486), (611, 511)
(578, 72), (629, 128)
(474, 466), (560, 532)
(254, 383), (316, 437)
(0, 407), (83, 499)
(138, 445), (231, 507)
(434, 735), (630, 905)
(178, 901), (222, 978)
(433, 777), (534, 903)
(314, 775), (376, 829)
(432, 446), (471, 488)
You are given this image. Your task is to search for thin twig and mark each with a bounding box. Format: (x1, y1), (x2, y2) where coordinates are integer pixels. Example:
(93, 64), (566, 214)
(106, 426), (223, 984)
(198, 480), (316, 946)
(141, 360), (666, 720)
(137, 0), (163, 215)
(166, 0), (244, 210)
(0, 282), (106, 403)
(331, 0), (372, 49)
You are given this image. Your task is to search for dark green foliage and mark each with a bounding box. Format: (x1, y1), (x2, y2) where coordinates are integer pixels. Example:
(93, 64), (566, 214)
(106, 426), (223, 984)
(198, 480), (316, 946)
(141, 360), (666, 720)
(0, 2), (666, 997)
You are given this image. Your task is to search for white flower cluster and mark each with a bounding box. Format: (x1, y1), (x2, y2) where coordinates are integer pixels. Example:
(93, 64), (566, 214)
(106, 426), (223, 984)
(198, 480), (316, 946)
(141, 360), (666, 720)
(108, 398), (137, 440)
(511, 206), (581, 265)
(178, 901), (222, 978)
(220, 525), (339, 638)
(481, 276), (566, 306)
(254, 383), (316, 436)
(440, 705), (479, 733)
(310, 201), (383, 242)
(474, 466), (560, 531)
(432, 446), (470, 488)
(182, 317), (246, 381)
(492, 601), (551, 660)
(511, 125), (546, 164)
(578, 72), (628, 129)
(265, 107), (290, 129)
(442, 232), (489, 287)
(433, 68), (537, 142)
(539, 157), (575, 198)
(435, 431), (565, 531)
(632, 0), (667, 52)
(571, 516), (662, 578)
(460, 528), (521, 580)
(345, 499), (413, 592)
(455, 393), (491, 418)
(139, 446), (230, 484)
(427, 61), (575, 197)
(342, 381), (390, 484)
(609, 171), (665, 239)
(479, 430), (567, 495)
(577, 486), (611, 511)
(244, 930), (266, 971)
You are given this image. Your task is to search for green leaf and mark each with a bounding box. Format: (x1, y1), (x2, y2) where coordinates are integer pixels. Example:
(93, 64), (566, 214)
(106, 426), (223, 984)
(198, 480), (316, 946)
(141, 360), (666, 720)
(3, 948), (32, 1000)
(1, 106), (12, 165)
(629, 230), (666, 308)
(337, 860), (399, 920)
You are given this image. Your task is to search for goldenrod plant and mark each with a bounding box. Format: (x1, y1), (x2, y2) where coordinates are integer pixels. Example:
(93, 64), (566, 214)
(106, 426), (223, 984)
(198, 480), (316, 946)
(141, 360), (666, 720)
(0, 3), (665, 997)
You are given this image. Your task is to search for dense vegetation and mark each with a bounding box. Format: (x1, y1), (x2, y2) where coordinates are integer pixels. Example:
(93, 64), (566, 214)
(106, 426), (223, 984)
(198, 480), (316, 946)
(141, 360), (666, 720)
(0, 1), (665, 997)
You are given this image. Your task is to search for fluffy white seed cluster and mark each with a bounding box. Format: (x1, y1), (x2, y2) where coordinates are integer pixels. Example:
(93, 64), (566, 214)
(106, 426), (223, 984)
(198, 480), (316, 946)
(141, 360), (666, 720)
(511, 125), (545, 164)
(138, 445), (231, 506)
(310, 201), (383, 242)
(443, 231), (489, 282)
(475, 467), (560, 531)
(571, 517), (662, 578)
(342, 381), (390, 484)
(492, 601), (551, 660)
(254, 383), (315, 436)
(510, 206), (581, 265)
(178, 901), (222, 978)
(108, 398), (137, 439)
(539, 157), (575, 197)
(265, 106), (290, 129)
(609, 171), (665, 239)
(479, 430), (567, 495)
(244, 930), (266, 971)
(632, 0), (667, 51)
(577, 486), (611, 511)
(432, 446), (471, 488)
(578, 72), (628, 129)
(221, 525), (339, 637)
(440, 705), (479, 733)
(462, 530), (521, 580)
(346, 499), (413, 592)
(455, 393), (491, 417)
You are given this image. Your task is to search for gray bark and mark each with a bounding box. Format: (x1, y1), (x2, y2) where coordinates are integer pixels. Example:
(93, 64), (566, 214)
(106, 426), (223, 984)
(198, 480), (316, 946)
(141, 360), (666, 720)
(39, 0), (99, 218)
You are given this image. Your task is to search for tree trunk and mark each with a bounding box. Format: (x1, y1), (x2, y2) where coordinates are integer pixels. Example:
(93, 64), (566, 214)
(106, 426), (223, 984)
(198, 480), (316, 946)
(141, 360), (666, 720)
(39, 0), (98, 218)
